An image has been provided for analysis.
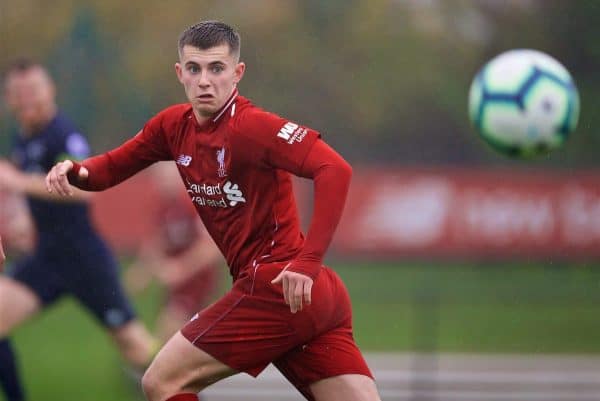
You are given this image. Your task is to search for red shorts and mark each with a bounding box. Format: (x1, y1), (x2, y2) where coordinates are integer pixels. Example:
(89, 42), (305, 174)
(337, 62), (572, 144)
(167, 266), (219, 316)
(180, 262), (372, 399)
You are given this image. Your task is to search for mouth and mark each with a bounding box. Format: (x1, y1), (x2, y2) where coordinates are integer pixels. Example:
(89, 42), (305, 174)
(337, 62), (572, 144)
(196, 94), (214, 102)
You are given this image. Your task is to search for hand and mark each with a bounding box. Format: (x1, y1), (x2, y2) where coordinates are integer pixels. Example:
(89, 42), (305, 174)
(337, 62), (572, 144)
(155, 259), (190, 289)
(45, 160), (88, 196)
(271, 263), (314, 313)
(124, 261), (154, 294)
(0, 160), (25, 193)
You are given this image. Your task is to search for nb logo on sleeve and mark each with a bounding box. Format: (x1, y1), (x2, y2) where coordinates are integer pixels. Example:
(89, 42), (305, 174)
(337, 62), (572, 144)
(176, 154), (192, 166)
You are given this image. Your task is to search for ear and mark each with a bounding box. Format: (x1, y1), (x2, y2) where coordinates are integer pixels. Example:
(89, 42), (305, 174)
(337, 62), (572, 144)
(233, 62), (246, 85)
(175, 62), (184, 83)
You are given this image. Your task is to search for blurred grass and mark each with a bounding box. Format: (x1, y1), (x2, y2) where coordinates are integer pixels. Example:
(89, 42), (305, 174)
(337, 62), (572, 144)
(339, 262), (600, 353)
(7, 261), (600, 401)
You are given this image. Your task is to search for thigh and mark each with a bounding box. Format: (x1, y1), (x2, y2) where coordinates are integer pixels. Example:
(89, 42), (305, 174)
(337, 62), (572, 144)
(181, 262), (321, 377)
(273, 325), (374, 401)
(143, 331), (236, 399)
(181, 263), (360, 378)
(0, 275), (41, 336)
(65, 247), (136, 328)
(7, 252), (65, 307)
(310, 374), (381, 401)
(180, 280), (297, 377)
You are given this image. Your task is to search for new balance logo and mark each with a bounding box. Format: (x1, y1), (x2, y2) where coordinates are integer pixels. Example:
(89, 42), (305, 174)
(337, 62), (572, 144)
(176, 154), (192, 166)
(223, 181), (246, 207)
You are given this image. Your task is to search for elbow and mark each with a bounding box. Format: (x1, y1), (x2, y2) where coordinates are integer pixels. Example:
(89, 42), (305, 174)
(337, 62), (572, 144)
(337, 158), (352, 183)
(327, 158), (352, 190)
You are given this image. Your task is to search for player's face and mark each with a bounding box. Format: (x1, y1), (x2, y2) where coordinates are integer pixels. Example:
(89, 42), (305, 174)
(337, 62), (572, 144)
(4, 67), (56, 133)
(175, 44), (245, 119)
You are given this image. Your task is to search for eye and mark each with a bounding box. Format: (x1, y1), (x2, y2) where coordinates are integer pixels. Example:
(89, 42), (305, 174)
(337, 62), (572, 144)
(188, 65), (200, 74)
(211, 65), (224, 73)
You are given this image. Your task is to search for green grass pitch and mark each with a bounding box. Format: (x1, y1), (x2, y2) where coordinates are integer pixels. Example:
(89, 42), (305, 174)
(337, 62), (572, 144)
(7, 261), (600, 401)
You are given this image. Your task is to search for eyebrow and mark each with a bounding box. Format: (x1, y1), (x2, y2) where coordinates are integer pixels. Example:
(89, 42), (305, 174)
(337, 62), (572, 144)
(185, 61), (226, 67)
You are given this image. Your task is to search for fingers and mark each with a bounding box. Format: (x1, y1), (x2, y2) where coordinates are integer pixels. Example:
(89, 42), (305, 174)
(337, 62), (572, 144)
(291, 279), (304, 313)
(271, 266), (314, 313)
(79, 166), (89, 180)
(282, 274), (290, 306)
(304, 280), (312, 306)
(45, 160), (74, 196)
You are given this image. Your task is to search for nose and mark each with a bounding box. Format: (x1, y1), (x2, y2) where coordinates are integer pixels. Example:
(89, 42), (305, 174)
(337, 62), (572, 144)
(197, 70), (210, 88)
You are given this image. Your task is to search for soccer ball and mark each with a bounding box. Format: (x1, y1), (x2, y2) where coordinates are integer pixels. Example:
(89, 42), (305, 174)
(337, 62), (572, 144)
(468, 49), (580, 157)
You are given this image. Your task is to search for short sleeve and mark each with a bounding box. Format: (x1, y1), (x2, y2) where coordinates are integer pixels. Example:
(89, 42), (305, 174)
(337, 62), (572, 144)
(233, 107), (320, 174)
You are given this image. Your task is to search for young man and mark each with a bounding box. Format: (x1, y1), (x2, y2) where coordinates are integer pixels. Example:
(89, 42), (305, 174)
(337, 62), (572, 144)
(46, 21), (381, 401)
(0, 60), (156, 401)
(126, 162), (223, 341)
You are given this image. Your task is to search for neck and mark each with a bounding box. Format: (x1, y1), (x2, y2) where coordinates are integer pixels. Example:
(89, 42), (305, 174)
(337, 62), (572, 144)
(191, 87), (238, 126)
(192, 109), (212, 126)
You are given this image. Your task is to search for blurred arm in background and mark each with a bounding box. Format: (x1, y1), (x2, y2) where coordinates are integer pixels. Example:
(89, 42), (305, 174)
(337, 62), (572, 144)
(0, 159), (91, 202)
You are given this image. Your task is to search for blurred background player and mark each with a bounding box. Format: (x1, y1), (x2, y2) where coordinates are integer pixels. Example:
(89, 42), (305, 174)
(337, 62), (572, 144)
(0, 190), (35, 259)
(0, 189), (34, 401)
(126, 162), (223, 341)
(0, 59), (156, 401)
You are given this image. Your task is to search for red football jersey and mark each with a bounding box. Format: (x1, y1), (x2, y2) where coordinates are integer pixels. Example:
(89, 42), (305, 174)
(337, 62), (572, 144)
(156, 193), (201, 256)
(117, 90), (320, 279)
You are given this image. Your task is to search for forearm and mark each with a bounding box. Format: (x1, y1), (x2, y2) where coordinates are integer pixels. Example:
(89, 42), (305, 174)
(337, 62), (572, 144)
(23, 173), (91, 202)
(291, 140), (352, 278)
(68, 137), (158, 191)
(175, 238), (223, 275)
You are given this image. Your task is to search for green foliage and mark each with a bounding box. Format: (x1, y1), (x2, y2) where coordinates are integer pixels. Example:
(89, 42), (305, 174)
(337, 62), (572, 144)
(0, 1), (599, 166)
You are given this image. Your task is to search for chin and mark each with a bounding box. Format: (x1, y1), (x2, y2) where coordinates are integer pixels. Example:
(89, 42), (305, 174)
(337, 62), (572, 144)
(195, 104), (216, 115)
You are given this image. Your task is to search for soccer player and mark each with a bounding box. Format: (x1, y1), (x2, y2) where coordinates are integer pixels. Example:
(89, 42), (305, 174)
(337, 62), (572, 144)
(46, 21), (381, 401)
(0, 60), (156, 401)
(125, 162), (223, 341)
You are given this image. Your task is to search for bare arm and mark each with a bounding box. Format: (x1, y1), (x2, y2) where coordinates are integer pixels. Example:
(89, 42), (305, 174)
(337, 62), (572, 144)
(155, 223), (224, 289)
(0, 159), (90, 202)
(125, 234), (165, 294)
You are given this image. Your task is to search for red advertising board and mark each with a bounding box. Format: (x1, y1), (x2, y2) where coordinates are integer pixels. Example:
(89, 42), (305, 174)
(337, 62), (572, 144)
(334, 167), (600, 259)
(1, 167), (599, 260)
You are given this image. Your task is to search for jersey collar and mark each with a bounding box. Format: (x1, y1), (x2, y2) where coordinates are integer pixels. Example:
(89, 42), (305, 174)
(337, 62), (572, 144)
(193, 88), (238, 130)
(212, 88), (238, 123)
